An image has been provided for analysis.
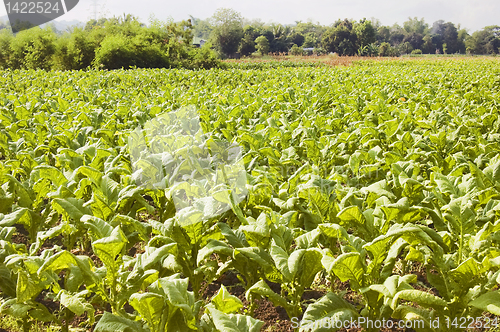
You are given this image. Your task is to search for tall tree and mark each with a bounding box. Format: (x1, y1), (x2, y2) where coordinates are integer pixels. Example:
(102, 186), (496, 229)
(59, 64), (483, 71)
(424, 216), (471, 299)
(209, 8), (244, 57)
(389, 24), (405, 45)
(403, 17), (428, 35)
(289, 32), (305, 47)
(442, 22), (459, 53)
(270, 24), (290, 53)
(355, 19), (376, 48)
(255, 35), (270, 55)
(190, 16), (213, 40)
(429, 21), (461, 54)
(421, 35), (435, 53)
(239, 34), (256, 56)
(322, 19), (358, 55)
(466, 26), (500, 54)
(403, 32), (423, 50)
(377, 26), (391, 43)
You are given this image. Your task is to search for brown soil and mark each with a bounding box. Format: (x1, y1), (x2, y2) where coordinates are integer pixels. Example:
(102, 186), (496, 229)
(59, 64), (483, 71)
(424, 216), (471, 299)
(127, 241), (145, 257)
(35, 291), (60, 314)
(11, 224), (29, 246)
(70, 312), (89, 329)
(255, 298), (293, 332)
(201, 272), (337, 331)
(36, 234), (65, 255)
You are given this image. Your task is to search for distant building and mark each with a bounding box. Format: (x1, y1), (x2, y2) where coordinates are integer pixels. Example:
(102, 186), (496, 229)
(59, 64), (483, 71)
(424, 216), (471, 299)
(193, 37), (206, 48)
(303, 48), (315, 55)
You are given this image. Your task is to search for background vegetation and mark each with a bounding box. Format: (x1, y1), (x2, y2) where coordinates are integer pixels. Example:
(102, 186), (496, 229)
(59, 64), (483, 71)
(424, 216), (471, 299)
(0, 14), (221, 70)
(0, 8), (499, 69)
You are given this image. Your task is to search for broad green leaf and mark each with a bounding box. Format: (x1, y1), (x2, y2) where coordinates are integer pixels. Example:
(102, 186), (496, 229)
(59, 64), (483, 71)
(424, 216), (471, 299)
(129, 292), (164, 332)
(0, 208), (31, 228)
(211, 284), (243, 314)
(94, 312), (146, 332)
(391, 305), (436, 332)
(52, 198), (91, 222)
(300, 292), (359, 332)
(326, 252), (365, 290)
(207, 306), (264, 332)
(245, 280), (288, 309)
(469, 291), (500, 315)
(92, 226), (127, 282)
(289, 248), (323, 288)
(58, 290), (95, 324)
(16, 270), (42, 303)
(391, 289), (446, 310)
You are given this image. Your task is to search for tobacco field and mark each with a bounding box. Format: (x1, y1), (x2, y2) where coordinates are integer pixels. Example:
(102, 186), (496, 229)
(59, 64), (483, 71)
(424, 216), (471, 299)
(1, 58), (500, 331)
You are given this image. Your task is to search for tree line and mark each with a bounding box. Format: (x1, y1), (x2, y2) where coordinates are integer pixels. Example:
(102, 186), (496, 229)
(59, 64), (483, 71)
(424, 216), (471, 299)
(0, 8), (499, 71)
(0, 15), (221, 70)
(203, 8), (500, 58)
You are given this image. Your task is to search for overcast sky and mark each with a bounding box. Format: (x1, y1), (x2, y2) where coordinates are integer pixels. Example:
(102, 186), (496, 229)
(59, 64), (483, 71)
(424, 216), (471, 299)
(1, 0), (498, 32)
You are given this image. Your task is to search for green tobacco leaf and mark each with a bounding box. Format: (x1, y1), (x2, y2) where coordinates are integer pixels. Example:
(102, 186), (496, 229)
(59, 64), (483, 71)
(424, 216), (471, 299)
(75, 166), (103, 184)
(197, 240), (233, 265)
(337, 206), (365, 225)
(363, 180), (396, 200)
(58, 290), (95, 324)
(326, 252), (365, 290)
(90, 195), (114, 221)
(295, 229), (321, 249)
(207, 306), (264, 332)
(38, 250), (100, 288)
(111, 214), (151, 242)
(245, 280), (288, 309)
(0, 299), (30, 319)
(336, 205), (374, 237)
(16, 270), (42, 303)
(153, 275), (197, 328)
(28, 302), (57, 323)
(81, 215), (113, 240)
(240, 213), (271, 248)
(391, 305), (436, 332)
(369, 274), (416, 302)
(469, 291), (500, 315)
(52, 198), (91, 222)
(94, 311), (146, 332)
(130, 292), (165, 332)
(92, 226), (127, 281)
(391, 289), (446, 310)
(211, 284), (243, 314)
(289, 248), (323, 289)
(30, 165), (68, 187)
(0, 264), (16, 298)
(300, 292), (359, 332)
(0, 208), (31, 228)
(449, 257), (489, 289)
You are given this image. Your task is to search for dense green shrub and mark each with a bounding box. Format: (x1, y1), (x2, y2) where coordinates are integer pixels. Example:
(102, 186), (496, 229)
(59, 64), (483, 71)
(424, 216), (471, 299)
(0, 16), (221, 71)
(290, 44), (303, 56)
(378, 42), (400, 56)
(189, 43), (221, 69)
(9, 27), (56, 69)
(53, 28), (95, 70)
(0, 30), (12, 69)
(93, 34), (137, 69)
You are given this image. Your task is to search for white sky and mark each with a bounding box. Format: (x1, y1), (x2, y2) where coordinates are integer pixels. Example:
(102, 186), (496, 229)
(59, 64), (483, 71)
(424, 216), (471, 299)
(1, 0), (498, 32)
